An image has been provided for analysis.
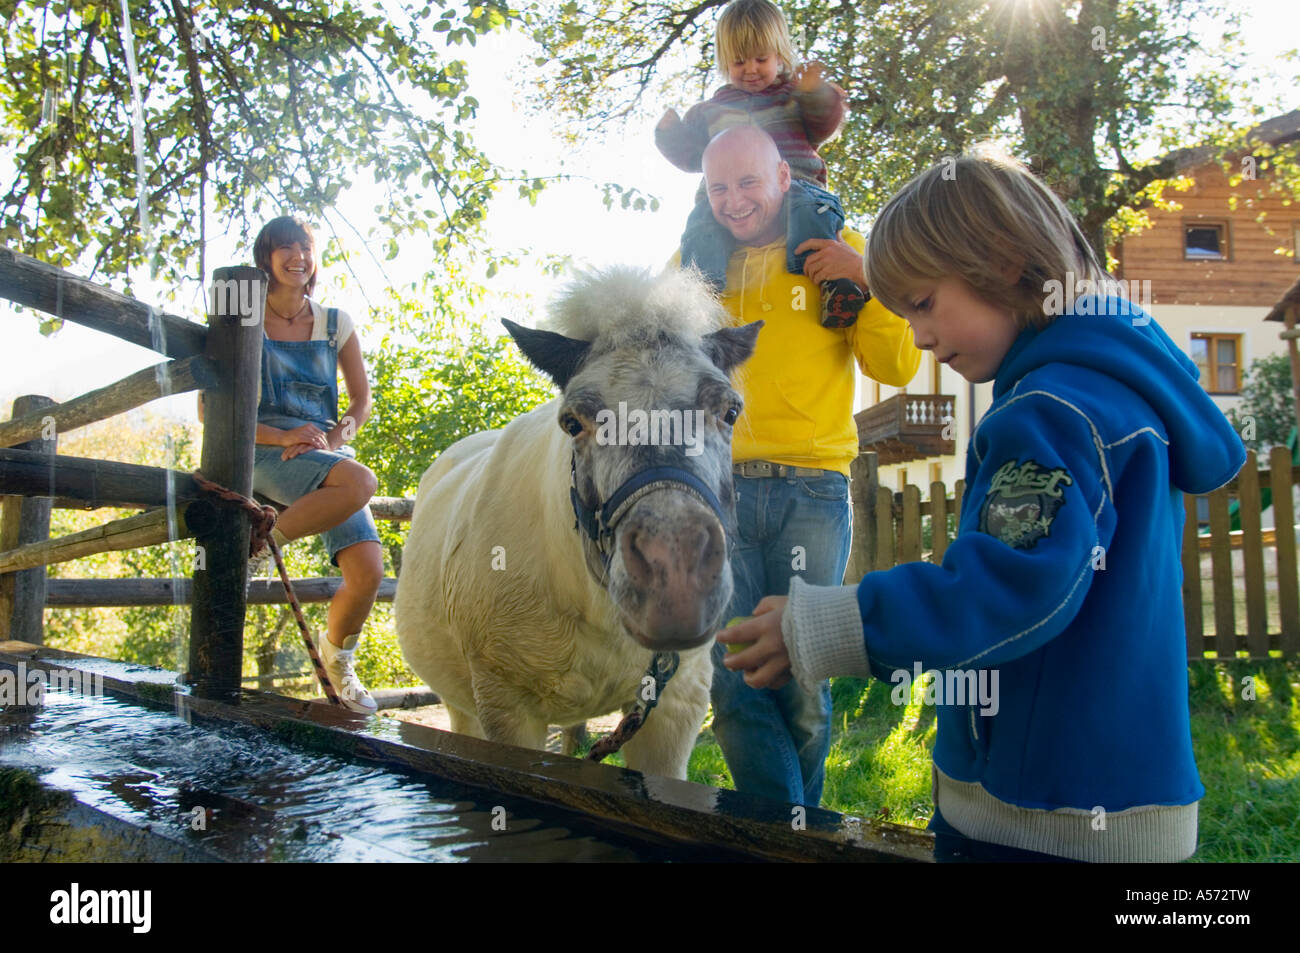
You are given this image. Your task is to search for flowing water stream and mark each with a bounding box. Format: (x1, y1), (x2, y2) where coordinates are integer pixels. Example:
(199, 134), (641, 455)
(0, 683), (745, 862)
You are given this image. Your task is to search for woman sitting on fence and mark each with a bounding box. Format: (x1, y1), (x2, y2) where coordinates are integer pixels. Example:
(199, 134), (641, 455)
(239, 214), (383, 713)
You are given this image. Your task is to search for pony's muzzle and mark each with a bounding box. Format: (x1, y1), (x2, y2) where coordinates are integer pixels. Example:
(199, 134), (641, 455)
(615, 502), (728, 648)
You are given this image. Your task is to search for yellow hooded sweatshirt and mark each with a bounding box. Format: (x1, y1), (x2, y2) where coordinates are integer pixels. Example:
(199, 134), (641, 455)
(676, 228), (922, 475)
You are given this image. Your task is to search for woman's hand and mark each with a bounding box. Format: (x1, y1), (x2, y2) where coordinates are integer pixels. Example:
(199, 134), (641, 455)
(795, 235), (867, 286)
(281, 423), (328, 451)
(717, 596), (793, 689)
(281, 441), (317, 461)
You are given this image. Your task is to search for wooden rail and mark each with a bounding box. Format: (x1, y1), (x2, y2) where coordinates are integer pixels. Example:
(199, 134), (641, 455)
(0, 446), (200, 508)
(0, 246), (207, 359)
(0, 355), (219, 448)
(45, 576), (398, 606)
(0, 506), (199, 575)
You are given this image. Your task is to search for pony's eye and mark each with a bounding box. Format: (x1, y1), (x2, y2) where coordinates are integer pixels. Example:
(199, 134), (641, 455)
(722, 406), (740, 426)
(561, 414), (584, 437)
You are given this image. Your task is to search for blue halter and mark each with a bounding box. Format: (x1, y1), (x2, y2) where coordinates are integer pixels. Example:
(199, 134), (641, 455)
(570, 454), (729, 574)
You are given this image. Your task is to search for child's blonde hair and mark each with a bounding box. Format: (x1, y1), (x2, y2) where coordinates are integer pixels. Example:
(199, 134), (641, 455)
(865, 144), (1112, 330)
(716, 0), (797, 83)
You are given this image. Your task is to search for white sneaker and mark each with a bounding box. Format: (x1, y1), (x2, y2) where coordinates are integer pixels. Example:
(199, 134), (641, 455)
(317, 634), (378, 713)
(246, 547), (272, 584)
(247, 531), (288, 585)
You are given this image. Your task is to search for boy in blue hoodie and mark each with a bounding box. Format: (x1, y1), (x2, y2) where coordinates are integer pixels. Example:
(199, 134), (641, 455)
(719, 146), (1246, 862)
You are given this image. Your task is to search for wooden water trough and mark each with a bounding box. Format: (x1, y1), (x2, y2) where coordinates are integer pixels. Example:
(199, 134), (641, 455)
(1, 641), (935, 863)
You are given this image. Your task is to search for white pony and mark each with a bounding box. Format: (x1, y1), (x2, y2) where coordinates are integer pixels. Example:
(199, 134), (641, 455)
(395, 267), (760, 778)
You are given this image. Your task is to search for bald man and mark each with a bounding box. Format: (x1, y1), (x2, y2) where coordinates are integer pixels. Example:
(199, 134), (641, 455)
(679, 125), (922, 806)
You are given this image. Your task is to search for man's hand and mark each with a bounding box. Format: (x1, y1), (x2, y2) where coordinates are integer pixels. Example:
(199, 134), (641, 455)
(718, 596), (793, 689)
(793, 60), (827, 93)
(657, 108), (681, 131)
(796, 235), (867, 286)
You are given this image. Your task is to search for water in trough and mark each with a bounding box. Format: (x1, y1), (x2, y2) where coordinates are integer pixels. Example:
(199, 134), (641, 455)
(0, 679), (754, 862)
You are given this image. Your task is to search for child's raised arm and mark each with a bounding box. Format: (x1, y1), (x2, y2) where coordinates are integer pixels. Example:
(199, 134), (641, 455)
(791, 61), (845, 146)
(654, 103), (713, 173)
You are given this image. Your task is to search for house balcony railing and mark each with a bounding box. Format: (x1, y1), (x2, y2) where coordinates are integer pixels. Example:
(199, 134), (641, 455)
(854, 393), (956, 465)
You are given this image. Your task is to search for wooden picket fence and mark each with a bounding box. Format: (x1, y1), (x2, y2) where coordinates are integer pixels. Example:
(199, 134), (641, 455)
(848, 448), (1297, 661)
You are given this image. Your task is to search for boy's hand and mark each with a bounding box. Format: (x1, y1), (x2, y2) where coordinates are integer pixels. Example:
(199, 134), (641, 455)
(793, 61), (827, 93)
(718, 596), (792, 689)
(657, 108), (681, 130)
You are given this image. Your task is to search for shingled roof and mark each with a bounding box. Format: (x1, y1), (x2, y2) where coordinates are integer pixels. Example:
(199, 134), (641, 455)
(1165, 109), (1300, 172)
(1265, 274), (1300, 323)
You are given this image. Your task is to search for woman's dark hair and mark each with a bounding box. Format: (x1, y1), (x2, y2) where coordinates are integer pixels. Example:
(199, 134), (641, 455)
(253, 215), (317, 296)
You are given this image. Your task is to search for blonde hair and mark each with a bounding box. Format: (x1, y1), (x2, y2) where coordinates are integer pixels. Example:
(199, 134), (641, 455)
(715, 0), (797, 82)
(865, 144), (1111, 330)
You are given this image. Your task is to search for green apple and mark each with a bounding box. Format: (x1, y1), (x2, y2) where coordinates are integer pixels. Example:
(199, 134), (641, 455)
(724, 615), (754, 654)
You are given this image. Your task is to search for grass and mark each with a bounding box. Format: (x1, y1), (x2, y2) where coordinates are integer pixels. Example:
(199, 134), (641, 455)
(676, 662), (1300, 862)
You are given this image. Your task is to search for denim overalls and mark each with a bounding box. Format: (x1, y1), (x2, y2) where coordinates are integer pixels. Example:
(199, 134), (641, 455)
(252, 305), (379, 564)
(257, 306), (342, 434)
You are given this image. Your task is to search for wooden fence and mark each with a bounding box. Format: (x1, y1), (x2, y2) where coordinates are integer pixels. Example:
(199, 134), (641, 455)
(848, 449), (1296, 661)
(0, 247), (414, 698)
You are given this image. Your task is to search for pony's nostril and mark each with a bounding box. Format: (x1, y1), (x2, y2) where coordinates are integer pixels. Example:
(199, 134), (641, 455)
(699, 521), (724, 577)
(622, 529), (654, 582)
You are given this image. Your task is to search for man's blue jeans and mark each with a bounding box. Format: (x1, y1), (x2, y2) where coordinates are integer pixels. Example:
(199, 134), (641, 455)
(712, 470), (852, 806)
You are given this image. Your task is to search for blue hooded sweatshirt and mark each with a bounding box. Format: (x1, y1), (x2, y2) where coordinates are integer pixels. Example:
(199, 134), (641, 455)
(783, 294), (1246, 859)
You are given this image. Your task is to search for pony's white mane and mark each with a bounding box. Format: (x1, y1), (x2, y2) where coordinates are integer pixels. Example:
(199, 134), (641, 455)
(546, 265), (725, 346)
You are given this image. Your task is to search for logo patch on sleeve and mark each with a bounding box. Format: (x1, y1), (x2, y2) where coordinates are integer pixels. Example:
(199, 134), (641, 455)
(978, 459), (1074, 550)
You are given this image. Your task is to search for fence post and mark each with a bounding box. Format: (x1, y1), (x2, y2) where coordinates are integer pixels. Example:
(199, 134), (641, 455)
(1206, 487), (1235, 659)
(1270, 445), (1300, 657)
(899, 484), (922, 564)
(188, 266), (264, 697)
(1182, 494), (1203, 660)
(848, 451), (878, 578)
(1236, 451), (1268, 657)
(0, 394), (56, 643)
(929, 481), (948, 564)
(874, 486), (895, 570)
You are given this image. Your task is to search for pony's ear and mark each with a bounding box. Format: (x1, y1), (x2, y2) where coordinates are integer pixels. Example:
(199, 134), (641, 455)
(702, 321), (763, 374)
(503, 319), (591, 389)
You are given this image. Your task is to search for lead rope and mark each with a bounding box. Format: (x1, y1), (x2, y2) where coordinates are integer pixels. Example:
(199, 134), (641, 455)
(190, 472), (341, 706)
(585, 651), (679, 763)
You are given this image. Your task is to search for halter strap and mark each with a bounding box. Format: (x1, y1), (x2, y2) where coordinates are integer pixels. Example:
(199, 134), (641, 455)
(571, 457), (727, 566)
